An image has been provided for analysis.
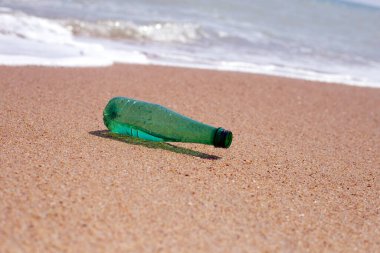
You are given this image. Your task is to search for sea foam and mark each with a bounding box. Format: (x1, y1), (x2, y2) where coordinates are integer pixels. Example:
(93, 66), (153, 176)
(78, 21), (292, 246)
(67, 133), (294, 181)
(0, 11), (148, 67)
(0, 4), (379, 88)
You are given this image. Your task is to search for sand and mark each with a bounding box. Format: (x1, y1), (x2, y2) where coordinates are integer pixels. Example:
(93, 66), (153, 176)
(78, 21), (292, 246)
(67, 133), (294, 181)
(1, 64), (379, 252)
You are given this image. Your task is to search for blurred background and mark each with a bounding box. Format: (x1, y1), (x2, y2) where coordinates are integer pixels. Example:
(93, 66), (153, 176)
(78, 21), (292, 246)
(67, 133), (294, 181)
(0, 0), (379, 87)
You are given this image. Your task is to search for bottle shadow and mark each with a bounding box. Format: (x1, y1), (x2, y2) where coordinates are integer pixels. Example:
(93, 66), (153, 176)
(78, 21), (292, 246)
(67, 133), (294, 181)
(89, 130), (221, 160)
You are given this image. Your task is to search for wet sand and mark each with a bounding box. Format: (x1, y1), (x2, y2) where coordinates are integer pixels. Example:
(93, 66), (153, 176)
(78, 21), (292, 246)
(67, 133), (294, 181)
(1, 64), (379, 252)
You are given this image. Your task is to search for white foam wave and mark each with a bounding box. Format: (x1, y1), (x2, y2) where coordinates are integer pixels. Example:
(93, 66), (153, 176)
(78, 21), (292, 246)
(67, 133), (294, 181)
(0, 12), (71, 43)
(0, 11), (148, 66)
(215, 61), (379, 87)
(0, 10), (378, 87)
(64, 20), (203, 43)
(144, 56), (379, 87)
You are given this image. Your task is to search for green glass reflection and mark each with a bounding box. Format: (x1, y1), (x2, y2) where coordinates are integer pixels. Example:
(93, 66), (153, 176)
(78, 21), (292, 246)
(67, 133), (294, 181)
(103, 97), (232, 148)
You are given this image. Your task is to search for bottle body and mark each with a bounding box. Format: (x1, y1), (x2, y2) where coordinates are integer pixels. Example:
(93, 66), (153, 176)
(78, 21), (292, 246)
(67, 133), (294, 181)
(103, 97), (232, 148)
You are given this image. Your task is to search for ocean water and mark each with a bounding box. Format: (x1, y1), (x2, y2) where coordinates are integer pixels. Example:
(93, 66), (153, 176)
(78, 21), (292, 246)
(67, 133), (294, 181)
(0, 0), (379, 87)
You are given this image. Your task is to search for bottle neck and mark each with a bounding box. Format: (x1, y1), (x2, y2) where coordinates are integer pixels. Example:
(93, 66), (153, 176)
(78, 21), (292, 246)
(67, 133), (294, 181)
(213, 128), (233, 148)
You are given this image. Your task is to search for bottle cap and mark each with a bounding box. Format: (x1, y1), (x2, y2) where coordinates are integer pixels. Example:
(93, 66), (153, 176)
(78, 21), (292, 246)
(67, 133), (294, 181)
(213, 128), (233, 148)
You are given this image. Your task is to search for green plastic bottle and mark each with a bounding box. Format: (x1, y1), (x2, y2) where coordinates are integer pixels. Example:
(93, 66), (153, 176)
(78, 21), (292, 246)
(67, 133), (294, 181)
(103, 97), (232, 148)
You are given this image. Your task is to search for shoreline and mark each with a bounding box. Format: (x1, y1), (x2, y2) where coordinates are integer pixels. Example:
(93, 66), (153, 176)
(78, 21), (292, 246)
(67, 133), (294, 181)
(1, 62), (379, 88)
(1, 64), (379, 252)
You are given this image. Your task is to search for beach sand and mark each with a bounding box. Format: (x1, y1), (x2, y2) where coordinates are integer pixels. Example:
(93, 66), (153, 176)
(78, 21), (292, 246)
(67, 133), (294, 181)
(1, 64), (379, 252)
